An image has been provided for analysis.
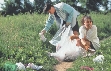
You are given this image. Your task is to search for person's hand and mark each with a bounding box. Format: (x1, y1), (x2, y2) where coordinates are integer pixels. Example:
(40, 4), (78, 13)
(39, 30), (47, 42)
(88, 21), (92, 28)
(40, 30), (46, 35)
(76, 39), (81, 46)
(70, 35), (75, 40)
(65, 22), (70, 28)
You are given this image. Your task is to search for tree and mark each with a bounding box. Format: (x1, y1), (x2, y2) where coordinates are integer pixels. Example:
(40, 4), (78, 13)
(102, 0), (109, 11)
(79, 0), (110, 12)
(60, 0), (110, 13)
(33, 0), (52, 14)
(60, 0), (89, 14)
(61, 0), (77, 6)
(1, 0), (16, 15)
(1, 0), (23, 15)
(23, 0), (34, 13)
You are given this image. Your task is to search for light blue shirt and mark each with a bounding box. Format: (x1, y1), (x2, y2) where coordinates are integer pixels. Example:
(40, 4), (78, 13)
(43, 2), (79, 31)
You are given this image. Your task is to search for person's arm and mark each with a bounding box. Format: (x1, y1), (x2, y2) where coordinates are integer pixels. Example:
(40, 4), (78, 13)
(81, 38), (87, 46)
(41, 14), (54, 34)
(62, 3), (74, 26)
(89, 25), (97, 39)
(79, 26), (87, 45)
(70, 31), (79, 40)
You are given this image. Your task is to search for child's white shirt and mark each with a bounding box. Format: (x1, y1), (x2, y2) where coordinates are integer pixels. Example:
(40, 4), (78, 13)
(79, 25), (100, 50)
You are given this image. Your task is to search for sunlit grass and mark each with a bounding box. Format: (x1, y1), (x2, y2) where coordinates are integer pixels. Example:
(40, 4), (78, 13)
(0, 12), (111, 71)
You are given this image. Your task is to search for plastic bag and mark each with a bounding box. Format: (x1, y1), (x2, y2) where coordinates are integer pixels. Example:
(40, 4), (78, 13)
(26, 63), (43, 70)
(93, 55), (104, 63)
(50, 38), (86, 61)
(49, 25), (73, 46)
(49, 25), (86, 61)
(39, 33), (47, 42)
(4, 61), (17, 71)
(16, 62), (26, 71)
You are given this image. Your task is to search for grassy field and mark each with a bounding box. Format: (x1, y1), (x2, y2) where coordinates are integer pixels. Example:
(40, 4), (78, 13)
(67, 37), (111, 71)
(0, 12), (111, 71)
(0, 13), (58, 71)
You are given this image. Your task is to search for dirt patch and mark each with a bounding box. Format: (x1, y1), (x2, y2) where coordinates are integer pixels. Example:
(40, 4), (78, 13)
(54, 62), (73, 71)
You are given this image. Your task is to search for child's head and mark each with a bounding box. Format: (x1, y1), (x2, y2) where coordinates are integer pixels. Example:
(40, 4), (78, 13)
(81, 15), (93, 29)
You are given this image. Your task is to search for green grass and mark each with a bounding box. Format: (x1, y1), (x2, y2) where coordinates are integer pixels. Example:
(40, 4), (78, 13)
(0, 13), (58, 71)
(0, 12), (111, 71)
(67, 37), (111, 71)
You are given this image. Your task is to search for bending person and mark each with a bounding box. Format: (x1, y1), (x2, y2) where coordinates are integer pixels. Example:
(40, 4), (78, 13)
(40, 2), (80, 44)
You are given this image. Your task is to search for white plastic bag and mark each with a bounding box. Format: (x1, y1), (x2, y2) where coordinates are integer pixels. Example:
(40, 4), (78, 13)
(93, 55), (104, 63)
(49, 25), (86, 61)
(39, 33), (47, 42)
(26, 63), (43, 70)
(16, 62), (26, 71)
(50, 38), (86, 61)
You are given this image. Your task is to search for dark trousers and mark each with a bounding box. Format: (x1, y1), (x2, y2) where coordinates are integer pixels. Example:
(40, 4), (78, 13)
(62, 20), (79, 32)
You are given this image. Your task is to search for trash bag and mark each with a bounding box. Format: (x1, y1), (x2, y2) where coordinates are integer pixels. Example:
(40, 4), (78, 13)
(49, 25), (86, 61)
(39, 32), (47, 42)
(80, 66), (94, 71)
(26, 63), (43, 70)
(50, 38), (86, 61)
(16, 62), (26, 71)
(4, 61), (17, 71)
(49, 25), (73, 46)
(93, 55), (104, 63)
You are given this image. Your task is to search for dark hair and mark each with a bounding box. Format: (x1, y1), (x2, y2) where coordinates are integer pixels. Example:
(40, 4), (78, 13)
(81, 15), (93, 25)
(43, 3), (53, 13)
